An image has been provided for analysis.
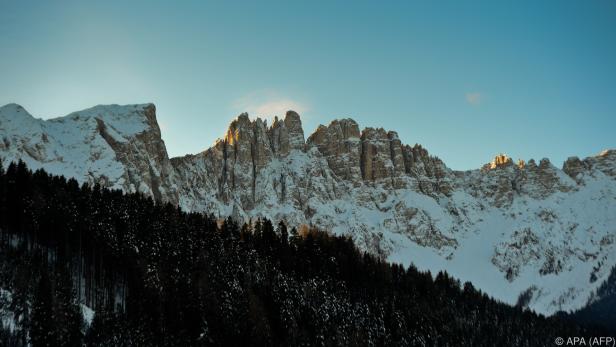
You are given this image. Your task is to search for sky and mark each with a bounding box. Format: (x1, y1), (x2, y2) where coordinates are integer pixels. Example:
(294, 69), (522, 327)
(0, 1), (614, 170)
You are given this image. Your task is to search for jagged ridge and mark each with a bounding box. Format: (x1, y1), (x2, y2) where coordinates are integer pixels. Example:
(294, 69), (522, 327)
(1, 103), (615, 316)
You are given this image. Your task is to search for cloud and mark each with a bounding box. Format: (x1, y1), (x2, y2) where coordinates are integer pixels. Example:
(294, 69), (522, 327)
(465, 92), (482, 106)
(232, 90), (308, 120)
(254, 99), (307, 117)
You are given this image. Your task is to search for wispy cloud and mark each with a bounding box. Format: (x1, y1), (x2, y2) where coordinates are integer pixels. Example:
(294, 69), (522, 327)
(232, 90), (308, 120)
(465, 92), (482, 106)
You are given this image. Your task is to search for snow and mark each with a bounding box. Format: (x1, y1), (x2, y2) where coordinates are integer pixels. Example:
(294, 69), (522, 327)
(388, 172), (616, 314)
(2, 102), (615, 317)
(0, 288), (16, 333)
(0, 103), (154, 192)
(169, 141), (616, 315)
(81, 304), (95, 327)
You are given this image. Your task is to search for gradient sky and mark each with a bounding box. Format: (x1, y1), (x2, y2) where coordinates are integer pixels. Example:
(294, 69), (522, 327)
(1, 1), (615, 170)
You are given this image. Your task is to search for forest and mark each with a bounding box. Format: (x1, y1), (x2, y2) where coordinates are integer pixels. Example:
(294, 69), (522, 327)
(0, 160), (604, 346)
(563, 265), (616, 334)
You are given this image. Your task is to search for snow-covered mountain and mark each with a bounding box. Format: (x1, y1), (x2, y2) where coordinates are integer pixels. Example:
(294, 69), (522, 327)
(1, 103), (615, 316)
(0, 103), (178, 203)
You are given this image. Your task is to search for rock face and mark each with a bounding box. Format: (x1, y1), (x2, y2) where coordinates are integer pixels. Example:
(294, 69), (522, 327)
(483, 153), (514, 170)
(1, 102), (616, 317)
(268, 110), (305, 156)
(564, 150), (616, 182)
(0, 103), (178, 204)
(307, 118), (362, 181)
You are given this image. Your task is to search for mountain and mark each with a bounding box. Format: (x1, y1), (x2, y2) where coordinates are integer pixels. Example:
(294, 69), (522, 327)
(566, 265), (616, 333)
(0, 103), (178, 204)
(0, 164), (596, 345)
(1, 103), (615, 316)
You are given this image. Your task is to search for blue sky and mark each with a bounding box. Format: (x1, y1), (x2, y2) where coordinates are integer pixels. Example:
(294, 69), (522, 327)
(1, 1), (614, 170)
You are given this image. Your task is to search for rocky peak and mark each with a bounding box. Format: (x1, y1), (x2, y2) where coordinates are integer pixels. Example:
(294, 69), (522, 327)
(283, 110), (305, 151)
(307, 118), (362, 181)
(196, 111), (308, 209)
(59, 103), (160, 135)
(225, 111), (307, 159)
(225, 112), (251, 145)
(593, 149), (616, 177)
(598, 149), (615, 157)
(223, 113), (273, 171)
(563, 149), (616, 182)
(538, 158), (551, 168)
(2, 103), (616, 317)
(387, 131), (406, 177)
(305, 118), (452, 193)
(0, 103), (179, 204)
(308, 118), (361, 142)
(70, 103), (177, 203)
(524, 157), (574, 197)
(401, 144), (448, 179)
(483, 154), (514, 171)
(360, 127), (397, 181)
(268, 111), (305, 156)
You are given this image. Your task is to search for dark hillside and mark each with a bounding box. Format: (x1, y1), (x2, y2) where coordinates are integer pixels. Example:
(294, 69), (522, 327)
(0, 161), (597, 346)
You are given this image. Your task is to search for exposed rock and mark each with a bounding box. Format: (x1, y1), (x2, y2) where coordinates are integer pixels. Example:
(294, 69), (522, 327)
(586, 150), (616, 178)
(96, 104), (178, 203)
(403, 144), (448, 179)
(360, 127), (395, 181)
(563, 156), (586, 181)
(517, 159), (526, 169)
(525, 158), (573, 197)
(1, 102), (616, 316)
(388, 131), (406, 176)
(402, 144), (453, 196)
(0, 103), (179, 204)
(284, 110), (305, 152)
(268, 111), (306, 156)
(269, 117), (288, 156)
(562, 150), (616, 184)
(483, 153), (514, 171)
(307, 119), (362, 181)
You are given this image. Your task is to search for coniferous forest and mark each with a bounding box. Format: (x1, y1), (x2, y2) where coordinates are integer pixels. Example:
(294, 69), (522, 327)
(564, 266), (616, 334)
(0, 161), (603, 346)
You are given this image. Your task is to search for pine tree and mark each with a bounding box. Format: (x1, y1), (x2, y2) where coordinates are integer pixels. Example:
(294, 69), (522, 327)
(53, 267), (83, 346)
(31, 270), (54, 347)
(0, 161), (603, 345)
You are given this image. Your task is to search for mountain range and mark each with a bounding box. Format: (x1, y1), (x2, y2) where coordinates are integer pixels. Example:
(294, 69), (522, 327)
(1, 102), (614, 316)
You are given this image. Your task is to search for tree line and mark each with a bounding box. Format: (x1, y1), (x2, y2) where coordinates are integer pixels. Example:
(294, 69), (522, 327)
(0, 160), (601, 346)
